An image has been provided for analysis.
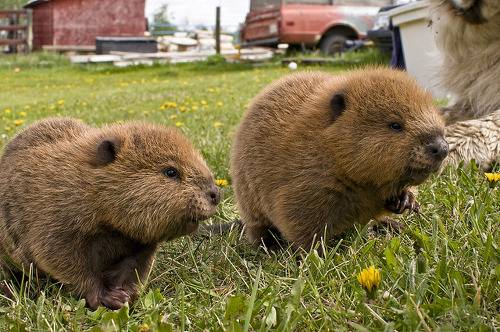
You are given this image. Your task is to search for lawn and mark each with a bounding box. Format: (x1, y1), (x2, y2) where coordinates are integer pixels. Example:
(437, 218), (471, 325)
(0, 52), (498, 331)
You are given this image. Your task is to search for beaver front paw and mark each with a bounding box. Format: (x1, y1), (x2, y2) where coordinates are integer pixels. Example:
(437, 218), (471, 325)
(385, 190), (420, 214)
(85, 286), (130, 310)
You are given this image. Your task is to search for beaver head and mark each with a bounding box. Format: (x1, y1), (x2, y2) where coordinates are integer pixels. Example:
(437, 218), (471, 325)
(87, 123), (220, 243)
(319, 68), (447, 193)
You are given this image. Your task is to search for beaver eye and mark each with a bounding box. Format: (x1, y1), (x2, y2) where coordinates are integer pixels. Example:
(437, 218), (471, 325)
(163, 167), (179, 179)
(389, 122), (403, 132)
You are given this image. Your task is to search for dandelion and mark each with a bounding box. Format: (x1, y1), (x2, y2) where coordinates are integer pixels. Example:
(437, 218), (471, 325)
(161, 101), (177, 109)
(191, 106), (198, 111)
(213, 121), (223, 128)
(138, 323), (150, 332)
(179, 106), (187, 112)
(485, 173), (499, 188)
(215, 179), (228, 187)
(13, 119), (24, 126)
(4, 108), (12, 114)
(175, 121), (184, 127)
(357, 266), (381, 299)
(216, 101), (224, 107)
(4, 126), (12, 132)
(169, 115), (177, 120)
(201, 100), (207, 106)
(57, 99), (65, 106)
(208, 88), (215, 93)
(484, 173), (500, 183)
(19, 111), (27, 117)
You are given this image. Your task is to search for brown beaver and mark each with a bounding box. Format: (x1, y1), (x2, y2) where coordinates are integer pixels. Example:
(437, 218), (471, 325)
(0, 117), (220, 310)
(230, 68), (448, 250)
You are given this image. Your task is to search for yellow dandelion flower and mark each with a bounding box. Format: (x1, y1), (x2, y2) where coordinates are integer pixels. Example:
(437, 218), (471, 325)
(213, 121), (223, 128)
(175, 121), (184, 127)
(4, 126), (12, 132)
(191, 106), (198, 111)
(217, 101), (224, 107)
(57, 99), (65, 106)
(169, 115), (177, 120)
(4, 108), (12, 114)
(201, 100), (207, 106)
(484, 173), (500, 183)
(138, 323), (150, 332)
(13, 119), (24, 126)
(208, 88), (215, 93)
(179, 106), (187, 112)
(24, 105), (30, 110)
(357, 266), (381, 294)
(215, 179), (228, 187)
(19, 111), (27, 117)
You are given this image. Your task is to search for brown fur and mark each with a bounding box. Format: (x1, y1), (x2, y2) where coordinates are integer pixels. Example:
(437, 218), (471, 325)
(430, 0), (500, 124)
(231, 68), (448, 250)
(0, 118), (220, 309)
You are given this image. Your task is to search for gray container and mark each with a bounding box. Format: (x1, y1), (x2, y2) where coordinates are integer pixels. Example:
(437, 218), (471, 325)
(96, 37), (157, 54)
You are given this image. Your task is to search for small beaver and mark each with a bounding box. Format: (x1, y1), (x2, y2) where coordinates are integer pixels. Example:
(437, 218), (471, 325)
(0, 118), (220, 309)
(231, 68), (448, 250)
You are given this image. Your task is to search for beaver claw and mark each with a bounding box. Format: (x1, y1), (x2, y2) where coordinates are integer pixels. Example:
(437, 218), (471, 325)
(385, 190), (420, 214)
(85, 287), (130, 310)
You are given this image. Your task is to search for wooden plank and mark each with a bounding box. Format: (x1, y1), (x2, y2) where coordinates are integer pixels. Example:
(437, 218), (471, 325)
(0, 39), (27, 46)
(43, 45), (96, 52)
(0, 10), (27, 17)
(0, 25), (28, 31)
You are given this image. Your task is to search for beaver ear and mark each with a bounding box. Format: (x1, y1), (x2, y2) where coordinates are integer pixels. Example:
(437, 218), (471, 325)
(330, 92), (346, 121)
(93, 137), (120, 166)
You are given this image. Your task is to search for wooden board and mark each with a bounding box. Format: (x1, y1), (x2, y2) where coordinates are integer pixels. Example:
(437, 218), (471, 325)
(0, 39), (27, 46)
(0, 25), (28, 31)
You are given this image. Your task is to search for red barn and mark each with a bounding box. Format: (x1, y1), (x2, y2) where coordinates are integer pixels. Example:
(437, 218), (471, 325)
(25, 0), (146, 50)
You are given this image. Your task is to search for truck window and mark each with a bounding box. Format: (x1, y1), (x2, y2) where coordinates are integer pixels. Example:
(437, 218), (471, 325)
(285, 0), (332, 4)
(334, 0), (392, 5)
(250, 0), (282, 10)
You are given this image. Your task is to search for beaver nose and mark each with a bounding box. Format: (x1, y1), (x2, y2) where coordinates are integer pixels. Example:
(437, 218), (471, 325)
(426, 136), (449, 161)
(208, 186), (221, 205)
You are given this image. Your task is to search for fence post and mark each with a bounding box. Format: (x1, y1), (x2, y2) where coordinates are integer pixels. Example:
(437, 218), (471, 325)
(215, 6), (220, 55)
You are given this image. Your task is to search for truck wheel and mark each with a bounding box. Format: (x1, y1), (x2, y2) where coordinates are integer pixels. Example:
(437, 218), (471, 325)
(320, 34), (347, 56)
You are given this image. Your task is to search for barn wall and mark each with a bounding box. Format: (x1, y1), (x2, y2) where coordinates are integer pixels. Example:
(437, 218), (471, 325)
(31, 2), (54, 49)
(52, 0), (145, 46)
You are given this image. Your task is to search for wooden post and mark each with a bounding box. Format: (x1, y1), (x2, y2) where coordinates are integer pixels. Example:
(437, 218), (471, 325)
(215, 6), (221, 55)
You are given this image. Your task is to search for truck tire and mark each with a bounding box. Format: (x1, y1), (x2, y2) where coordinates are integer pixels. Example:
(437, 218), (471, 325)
(320, 33), (347, 56)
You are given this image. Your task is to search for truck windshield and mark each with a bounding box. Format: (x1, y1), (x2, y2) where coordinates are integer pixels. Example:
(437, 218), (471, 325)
(250, 0), (391, 9)
(250, 0), (282, 10)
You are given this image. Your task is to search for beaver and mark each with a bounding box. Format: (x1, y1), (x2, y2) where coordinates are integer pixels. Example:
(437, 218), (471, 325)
(230, 68), (448, 250)
(430, 0), (500, 124)
(0, 118), (220, 310)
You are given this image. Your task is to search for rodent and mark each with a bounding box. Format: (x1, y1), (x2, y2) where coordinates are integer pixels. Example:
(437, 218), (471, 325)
(430, 0), (500, 124)
(0, 117), (220, 310)
(230, 68), (448, 250)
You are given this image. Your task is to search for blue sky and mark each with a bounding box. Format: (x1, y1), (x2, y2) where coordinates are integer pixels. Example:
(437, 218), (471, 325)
(146, 0), (251, 31)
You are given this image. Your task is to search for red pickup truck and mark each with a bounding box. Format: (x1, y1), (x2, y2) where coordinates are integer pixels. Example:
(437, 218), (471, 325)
(241, 0), (391, 54)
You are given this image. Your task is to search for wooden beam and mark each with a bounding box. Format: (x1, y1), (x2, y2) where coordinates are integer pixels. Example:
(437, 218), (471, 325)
(0, 39), (27, 46)
(0, 25), (28, 31)
(0, 10), (28, 17)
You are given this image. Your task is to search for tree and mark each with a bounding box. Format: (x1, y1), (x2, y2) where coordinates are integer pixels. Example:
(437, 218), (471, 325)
(0, 0), (26, 10)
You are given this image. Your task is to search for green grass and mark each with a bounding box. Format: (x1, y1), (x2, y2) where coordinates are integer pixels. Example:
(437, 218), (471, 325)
(0, 52), (498, 331)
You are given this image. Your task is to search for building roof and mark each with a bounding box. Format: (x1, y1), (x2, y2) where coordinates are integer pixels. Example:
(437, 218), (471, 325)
(24, 0), (51, 8)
